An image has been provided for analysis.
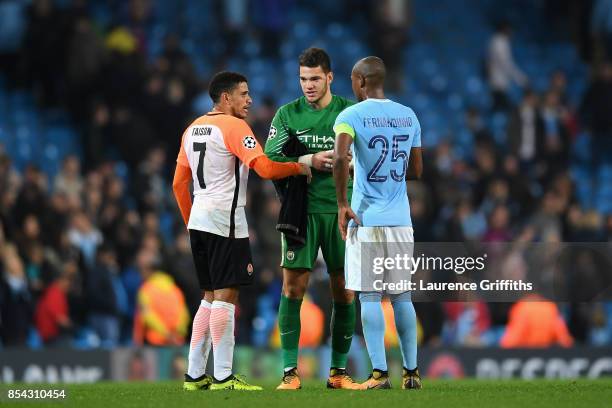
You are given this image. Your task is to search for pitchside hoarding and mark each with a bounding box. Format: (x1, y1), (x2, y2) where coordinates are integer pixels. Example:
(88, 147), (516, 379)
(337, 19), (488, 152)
(0, 347), (610, 383)
(419, 348), (612, 379)
(0, 350), (111, 383)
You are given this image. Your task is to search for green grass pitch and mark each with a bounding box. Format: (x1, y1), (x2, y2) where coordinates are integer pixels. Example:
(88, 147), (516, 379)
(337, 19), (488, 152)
(3, 379), (612, 407)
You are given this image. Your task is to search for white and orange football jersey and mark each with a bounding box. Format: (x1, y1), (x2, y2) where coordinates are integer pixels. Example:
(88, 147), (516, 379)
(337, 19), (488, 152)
(176, 111), (265, 238)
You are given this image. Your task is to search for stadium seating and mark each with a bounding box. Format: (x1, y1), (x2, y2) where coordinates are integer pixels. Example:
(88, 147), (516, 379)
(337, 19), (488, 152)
(0, 0), (607, 213)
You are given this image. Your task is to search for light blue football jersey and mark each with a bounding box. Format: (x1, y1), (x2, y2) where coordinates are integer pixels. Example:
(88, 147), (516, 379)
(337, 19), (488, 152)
(334, 98), (421, 227)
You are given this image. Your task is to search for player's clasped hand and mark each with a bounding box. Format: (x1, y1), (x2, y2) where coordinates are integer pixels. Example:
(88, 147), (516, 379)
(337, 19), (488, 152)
(337, 205), (360, 240)
(298, 163), (312, 183)
(312, 150), (335, 172)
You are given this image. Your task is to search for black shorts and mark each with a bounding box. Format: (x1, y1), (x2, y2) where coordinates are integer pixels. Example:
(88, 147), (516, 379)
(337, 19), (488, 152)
(189, 229), (254, 291)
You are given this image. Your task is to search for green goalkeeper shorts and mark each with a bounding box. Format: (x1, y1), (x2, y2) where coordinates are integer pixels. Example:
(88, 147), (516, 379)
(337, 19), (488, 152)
(281, 213), (345, 273)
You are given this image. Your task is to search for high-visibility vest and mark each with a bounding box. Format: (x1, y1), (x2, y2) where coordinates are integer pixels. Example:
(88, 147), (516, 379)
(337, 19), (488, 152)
(133, 272), (189, 346)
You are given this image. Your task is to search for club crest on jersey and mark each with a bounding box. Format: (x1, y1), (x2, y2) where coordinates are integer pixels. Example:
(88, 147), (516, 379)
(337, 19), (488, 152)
(243, 135), (257, 149)
(286, 250), (295, 261)
(268, 125), (277, 139)
(247, 263), (253, 275)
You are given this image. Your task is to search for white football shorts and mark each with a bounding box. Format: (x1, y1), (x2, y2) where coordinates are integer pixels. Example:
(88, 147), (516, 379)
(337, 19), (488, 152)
(345, 226), (414, 294)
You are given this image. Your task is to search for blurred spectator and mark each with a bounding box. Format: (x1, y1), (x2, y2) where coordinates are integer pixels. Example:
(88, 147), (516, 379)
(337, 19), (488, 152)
(134, 146), (168, 213)
(298, 296), (325, 347)
(565, 205), (605, 242)
(501, 155), (534, 217)
(161, 77), (191, 147)
(472, 143), (499, 206)
(167, 230), (201, 315)
(0, 0), (26, 83)
(507, 90), (543, 171)
(13, 165), (47, 227)
(112, 210), (142, 269)
(126, 0), (153, 54)
(102, 27), (146, 107)
(67, 211), (103, 269)
(252, 0), (294, 58)
(580, 62), (612, 173)
(217, 0), (248, 59)
(54, 155), (84, 205)
(65, 16), (107, 123)
(34, 260), (76, 346)
(368, 0), (411, 92)
(591, 0), (612, 59)
(443, 301), (491, 346)
(0, 153), (21, 202)
(500, 294), (574, 348)
(110, 107), (157, 168)
(15, 214), (43, 260)
(549, 70), (569, 104)
(566, 247), (610, 342)
(487, 22), (528, 111)
(413, 302), (444, 346)
(133, 249), (189, 346)
(84, 103), (112, 170)
(42, 192), (71, 249)
(530, 190), (566, 240)
(479, 179), (515, 217)
(159, 33), (198, 94)
(86, 244), (127, 347)
(22, 243), (55, 295)
(445, 199), (487, 242)
(466, 108), (494, 146)
(0, 244), (33, 347)
(540, 90), (571, 181)
(482, 204), (512, 242)
(408, 181), (435, 242)
(21, 0), (67, 106)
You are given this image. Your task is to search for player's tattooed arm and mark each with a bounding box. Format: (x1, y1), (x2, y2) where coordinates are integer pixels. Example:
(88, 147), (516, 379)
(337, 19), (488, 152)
(405, 147), (423, 180)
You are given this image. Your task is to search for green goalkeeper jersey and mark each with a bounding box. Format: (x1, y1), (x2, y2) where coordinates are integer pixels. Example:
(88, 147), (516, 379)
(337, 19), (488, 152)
(265, 95), (354, 214)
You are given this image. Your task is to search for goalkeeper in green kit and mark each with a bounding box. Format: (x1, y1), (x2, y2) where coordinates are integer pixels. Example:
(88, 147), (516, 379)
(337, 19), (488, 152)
(264, 48), (362, 390)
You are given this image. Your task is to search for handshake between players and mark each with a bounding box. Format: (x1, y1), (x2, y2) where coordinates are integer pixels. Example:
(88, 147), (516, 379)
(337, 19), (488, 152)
(173, 49), (422, 391)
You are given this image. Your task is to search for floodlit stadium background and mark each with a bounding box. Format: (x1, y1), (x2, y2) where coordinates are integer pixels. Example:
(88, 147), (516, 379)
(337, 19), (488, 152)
(0, 0), (611, 383)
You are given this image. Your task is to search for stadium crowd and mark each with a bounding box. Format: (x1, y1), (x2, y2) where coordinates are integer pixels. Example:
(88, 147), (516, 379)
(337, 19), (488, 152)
(1, 0), (612, 350)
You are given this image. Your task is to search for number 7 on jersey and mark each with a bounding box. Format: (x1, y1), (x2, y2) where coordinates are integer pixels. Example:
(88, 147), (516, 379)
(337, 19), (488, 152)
(193, 142), (206, 188)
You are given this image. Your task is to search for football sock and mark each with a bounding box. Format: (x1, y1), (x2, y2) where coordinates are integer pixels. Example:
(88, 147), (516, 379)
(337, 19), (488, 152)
(210, 300), (235, 380)
(330, 300), (356, 369)
(390, 291), (418, 370)
(187, 299), (212, 378)
(278, 295), (302, 370)
(359, 292), (387, 372)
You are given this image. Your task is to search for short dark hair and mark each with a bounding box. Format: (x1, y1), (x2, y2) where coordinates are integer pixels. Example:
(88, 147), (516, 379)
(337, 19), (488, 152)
(299, 47), (331, 73)
(208, 71), (248, 104)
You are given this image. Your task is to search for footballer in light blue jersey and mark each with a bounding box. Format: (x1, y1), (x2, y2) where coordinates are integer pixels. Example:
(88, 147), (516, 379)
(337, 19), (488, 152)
(333, 56), (423, 390)
(333, 99), (421, 227)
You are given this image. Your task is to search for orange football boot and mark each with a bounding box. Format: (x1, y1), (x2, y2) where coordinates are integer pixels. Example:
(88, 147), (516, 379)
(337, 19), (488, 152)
(326, 368), (364, 390)
(276, 368), (301, 390)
